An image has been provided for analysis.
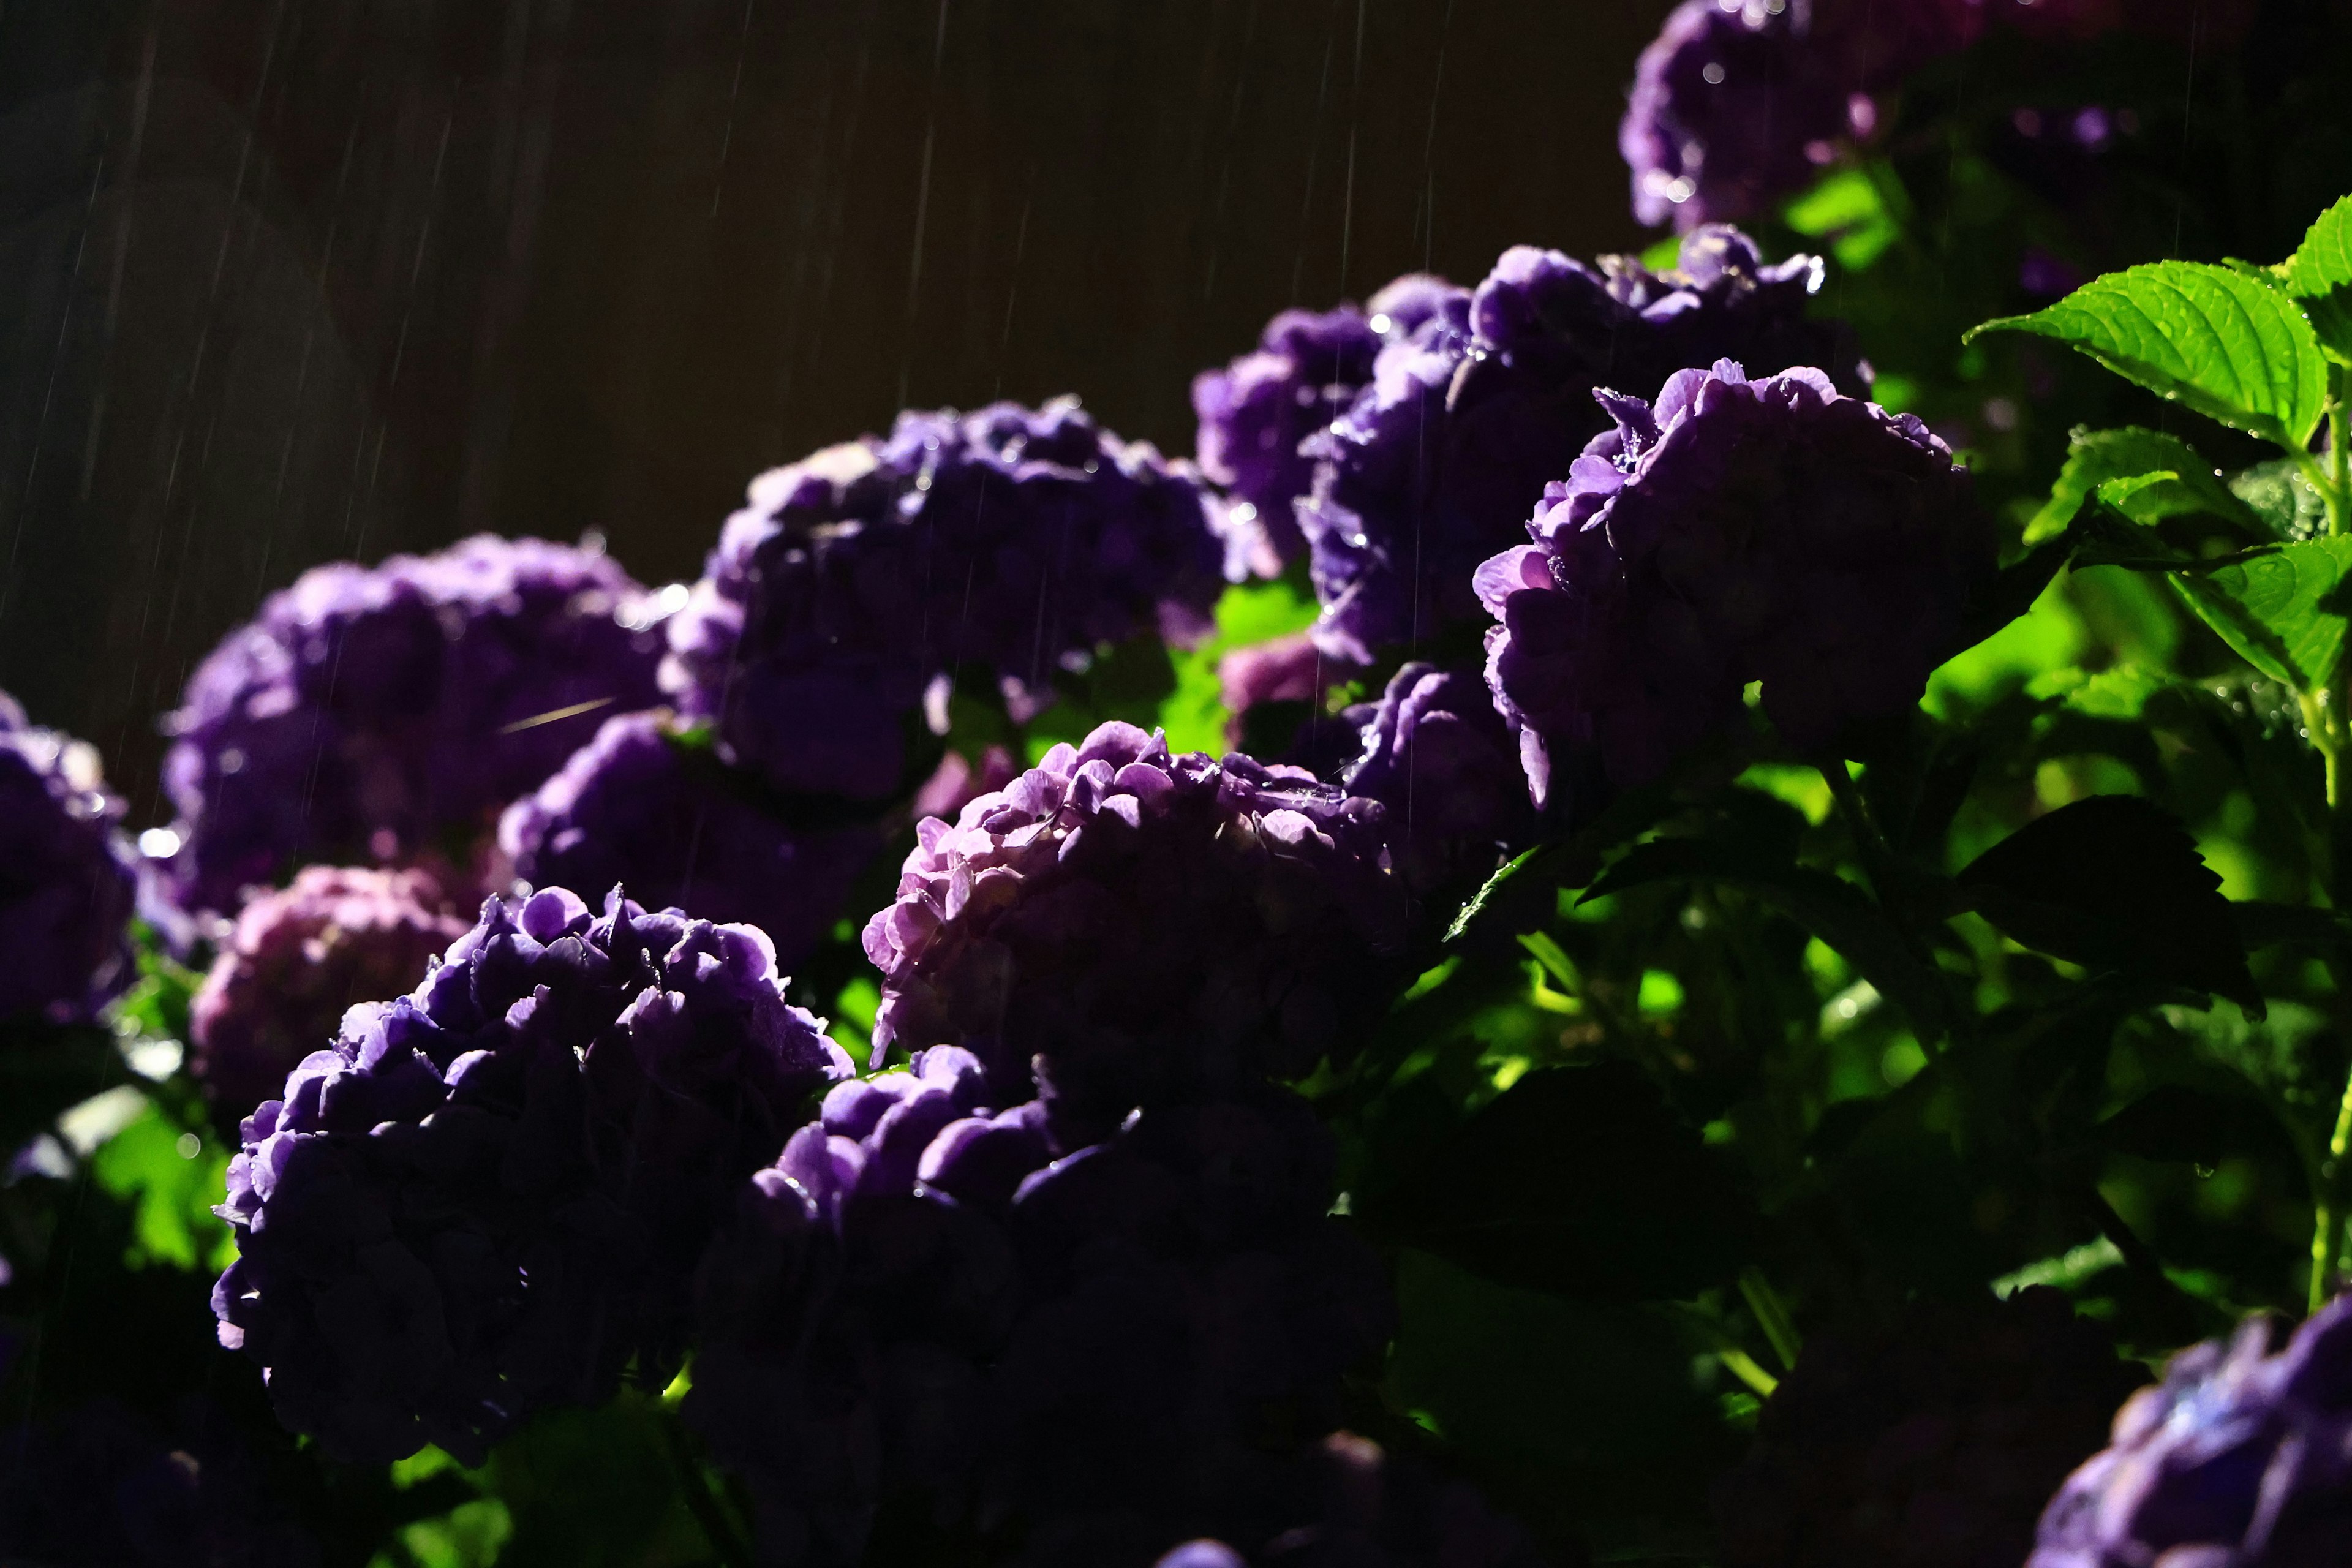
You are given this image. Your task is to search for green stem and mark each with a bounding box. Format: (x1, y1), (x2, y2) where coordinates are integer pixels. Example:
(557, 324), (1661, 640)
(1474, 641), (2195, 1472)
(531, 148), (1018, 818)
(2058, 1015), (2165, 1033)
(2312, 1077), (2352, 1313)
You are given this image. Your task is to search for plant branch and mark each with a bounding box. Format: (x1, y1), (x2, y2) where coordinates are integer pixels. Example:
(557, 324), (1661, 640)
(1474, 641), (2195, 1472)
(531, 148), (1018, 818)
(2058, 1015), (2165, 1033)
(664, 1412), (755, 1568)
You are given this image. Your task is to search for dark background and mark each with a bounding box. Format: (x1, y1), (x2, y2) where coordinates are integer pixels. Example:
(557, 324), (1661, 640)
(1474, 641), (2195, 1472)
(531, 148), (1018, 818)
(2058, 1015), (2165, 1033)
(0, 0), (1674, 821)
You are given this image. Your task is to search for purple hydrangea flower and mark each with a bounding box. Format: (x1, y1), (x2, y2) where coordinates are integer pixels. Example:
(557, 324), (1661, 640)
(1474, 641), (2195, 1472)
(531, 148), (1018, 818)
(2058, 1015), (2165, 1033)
(159, 536), (669, 919)
(1478, 360), (1991, 808)
(1330, 662), (1532, 892)
(189, 865), (469, 1125)
(0, 1397), (317, 1568)
(210, 887), (851, 1464)
(2030, 1295), (2352, 1568)
(861, 722), (1408, 1136)
(1296, 230), (1855, 665)
(1621, 0), (1859, 233)
(1192, 278), (1453, 579)
(1714, 1286), (2144, 1568)
(498, 711), (881, 973)
(662, 400), (1224, 805)
(0, 692), (138, 1025)
(686, 1052), (1392, 1567)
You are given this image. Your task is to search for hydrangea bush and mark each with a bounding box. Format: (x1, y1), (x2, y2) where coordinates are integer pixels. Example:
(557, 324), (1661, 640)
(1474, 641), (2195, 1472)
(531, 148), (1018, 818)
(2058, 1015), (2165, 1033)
(10, 12), (2352, 1568)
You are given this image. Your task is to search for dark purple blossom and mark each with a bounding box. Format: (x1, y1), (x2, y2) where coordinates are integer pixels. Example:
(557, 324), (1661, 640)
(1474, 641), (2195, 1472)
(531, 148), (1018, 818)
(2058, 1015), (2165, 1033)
(1714, 1286), (2143, 1568)
(1479, 361), (1991, 807)
(0, 691), (138, 1025)
(210, 887), (851, 1464)
(1331, 662), (1532, 892)
(1621, 0), (1858, 233)
(499, 711), (881, 972)
(0, 1397), (317, 1568)
(2030, 1294), (2352, 1568)
(189, 865), (469, 1125)
(861, 722), (1407, 1136)
(662, 400), (1224, 805)
(1296, 230), (1855, 665)
(687, 1053), (1391, 1568)
(159, 536), (669, 918)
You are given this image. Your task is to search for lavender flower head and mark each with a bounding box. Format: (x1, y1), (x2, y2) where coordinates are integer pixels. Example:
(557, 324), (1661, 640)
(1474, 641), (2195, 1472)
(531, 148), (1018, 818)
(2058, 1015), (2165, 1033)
(1479, 360), (1991, 807)
(1296, 229), (1854, 665)
(687, 1055), (1391, 1567)
(1193, 277), (1454, 578)
(1621, 0), (1858, 232)
(160, 535), (668, 918)
(2030, 1294), (2352, 1568)
(1332, 662), (1532, 892)
(0, 691), (138, 1025)
(189, 864), (469, 1125)
(861, 722), (1408, 1135)
(499, 711), (881, 973)
(210, 886), (851, 1464)
(662, 399), (1224, 805)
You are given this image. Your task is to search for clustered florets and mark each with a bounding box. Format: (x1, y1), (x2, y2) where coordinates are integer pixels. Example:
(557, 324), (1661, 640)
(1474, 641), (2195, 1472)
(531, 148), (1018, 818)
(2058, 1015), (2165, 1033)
(0, 690), (138, 1026)
(685, 1047), (1393, 1567)
(661, 399), (1224, 805)
(1713, 1286), (2144, 1568)
(1330, 661), (1533, 893)
(159, 535), (668, 918)
(189, 864), (469, 1124)
(861, 722), (1408, 1137)
(2030, 1294), (2352, 1567)
(499, 711), (881, 971)
(211, 888), (850, 1463)
(1295, 229), (1856, 664)
(1479, 360), (1990, 808)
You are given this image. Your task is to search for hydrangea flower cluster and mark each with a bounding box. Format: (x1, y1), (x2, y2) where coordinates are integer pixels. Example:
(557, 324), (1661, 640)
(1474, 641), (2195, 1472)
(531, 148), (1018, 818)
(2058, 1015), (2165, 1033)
(662, 399), (1224, 804)
(1713, 1286), (2144, 1568)
(0, 1397), (317, 1568)
(1479, 361), (1991, 807)
(1295, 228), (1856, 663)
(1330, 662), (1532, 892)
(499, 712), (881, 972)
(1619, 0), (2219, 231)
(685, 1048), (1393, 1567)
(210, 888), (851, 1464)
(1191, 277), (1456, 578)
(0, 690), (138, 1026)
(159, 535), (668, 918)
(189, 864), (469, 1124)
(2030, 1295), (2352, 1567)
(861, 722), (1407, 1137)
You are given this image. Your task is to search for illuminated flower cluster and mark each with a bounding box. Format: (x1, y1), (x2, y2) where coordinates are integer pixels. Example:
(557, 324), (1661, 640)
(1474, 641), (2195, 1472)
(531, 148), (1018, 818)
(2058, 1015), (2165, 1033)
(861, 722), (1407, 1137)
(211, 888), (851, 1464)
(1479, 360), (1990, 807)
(1295, 229), (1854, 663)
(0, 690), (138, 1026)
(159, 536), (668, 918)
(662, 399), (1223, 805)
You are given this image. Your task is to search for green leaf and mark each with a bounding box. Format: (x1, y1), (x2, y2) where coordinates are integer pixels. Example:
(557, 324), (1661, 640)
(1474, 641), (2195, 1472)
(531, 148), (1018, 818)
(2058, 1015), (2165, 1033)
(2168, 536), (2352, 690)
(1446, 846), (1543, 943)
(2286, 193), (2352, 365)
(1582, 835), (1950, 1041)
(1956, 794), (2260, 1012)
(2026, 426), (2262, 543)
(2231, 458), (2331, 541)
(88, 1101), (235, 1272)
(1154, 578), (1319, 755)
(1969, 262), (2330, 450)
